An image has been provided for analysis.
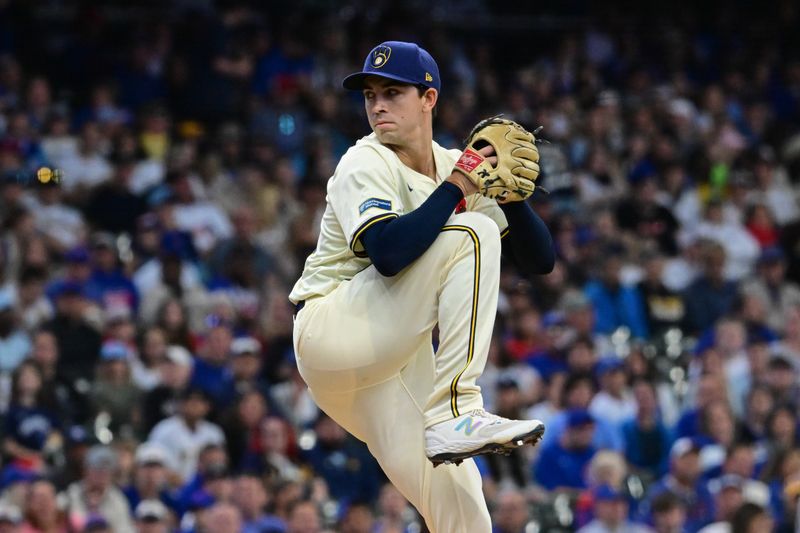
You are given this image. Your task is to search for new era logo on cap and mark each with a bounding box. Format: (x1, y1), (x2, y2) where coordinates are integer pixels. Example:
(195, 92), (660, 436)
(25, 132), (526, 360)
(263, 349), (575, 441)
(343, 41), (441, 92)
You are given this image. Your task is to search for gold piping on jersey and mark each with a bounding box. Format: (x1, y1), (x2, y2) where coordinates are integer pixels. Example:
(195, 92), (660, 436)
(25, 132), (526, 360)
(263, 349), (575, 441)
(441, 224), (480, 418)
(349, 212), (400, 257)
(500, 227), (510, 239)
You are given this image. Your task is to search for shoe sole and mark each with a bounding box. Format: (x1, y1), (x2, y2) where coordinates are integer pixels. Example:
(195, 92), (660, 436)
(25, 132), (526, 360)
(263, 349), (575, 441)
(427, 424), (545, 467)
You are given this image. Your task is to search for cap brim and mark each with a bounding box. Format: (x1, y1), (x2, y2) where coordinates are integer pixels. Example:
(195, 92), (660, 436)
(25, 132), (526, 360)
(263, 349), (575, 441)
(342, 71), (421, 90)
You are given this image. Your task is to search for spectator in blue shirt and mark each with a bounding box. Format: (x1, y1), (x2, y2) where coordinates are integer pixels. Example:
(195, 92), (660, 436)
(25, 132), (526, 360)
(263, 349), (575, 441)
(534, 409), (597, 491)
(584, 250), (649, 339)
(622, 378), (673, 479)
(640, 438), (714, 533)
(190, 323), (236, 409)
(301, 413), (383, 506)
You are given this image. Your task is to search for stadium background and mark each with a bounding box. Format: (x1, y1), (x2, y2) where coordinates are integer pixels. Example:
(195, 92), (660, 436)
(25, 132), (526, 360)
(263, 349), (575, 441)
(1, 0), (800, 531)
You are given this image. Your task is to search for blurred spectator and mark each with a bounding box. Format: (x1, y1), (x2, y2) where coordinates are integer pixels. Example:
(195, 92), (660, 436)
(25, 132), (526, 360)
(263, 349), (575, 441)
(301, 413), (382, 506)
(141, 344), (193, 433)
(20, 478), (73, 532)
(622, 379), (673, 479)
(200, 502), (241, 533)
(741, 248), (800, 335)
(131, 326), (167, 392)
(491, 488), (532, 533)
(57, 122), (112, 197)
(63, 446), (135, 533)
(44, 282), (101, 384)
(89, 340), (141, 437)
(13, 267), (53, 331)
(682, 242), (739, 335)
(286, 500), (321, 533)
(189, 323), (235, 408)
(147, 387), (225, 482)
(374, 484), (415, 533)
(133, 499), (170, 533)
(729, 502), (773, 533)
(84, 156), (148, 236)
(584, 251), (649, 339)
(577, 485), (652, 533)
(641, 438), (714, 533)
(534, 409), (597, 491)
(649, 492), (687, 533)
(0, 503), (23, 533)
(232, 474), (286, 533)
(589, 357), (636, 426)
(122, 443), (176, 514)
(3, 360), (59, 471)
(338, 501), (375, 533)
(0, 290), (30, 372)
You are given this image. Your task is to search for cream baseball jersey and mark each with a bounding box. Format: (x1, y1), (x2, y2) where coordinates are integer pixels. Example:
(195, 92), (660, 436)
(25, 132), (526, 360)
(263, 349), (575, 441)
(289, 133), (508, 304)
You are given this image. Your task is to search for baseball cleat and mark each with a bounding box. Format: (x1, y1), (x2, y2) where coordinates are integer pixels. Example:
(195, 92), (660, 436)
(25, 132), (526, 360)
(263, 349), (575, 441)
(425, 409), (545, 466)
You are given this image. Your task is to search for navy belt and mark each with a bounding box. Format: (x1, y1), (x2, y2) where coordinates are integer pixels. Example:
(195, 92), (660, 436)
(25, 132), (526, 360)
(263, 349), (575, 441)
(294, 300), (305, 314)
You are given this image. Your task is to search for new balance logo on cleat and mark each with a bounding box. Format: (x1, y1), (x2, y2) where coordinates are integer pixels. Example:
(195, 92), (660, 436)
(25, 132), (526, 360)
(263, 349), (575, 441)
(425, 409), (545, 467)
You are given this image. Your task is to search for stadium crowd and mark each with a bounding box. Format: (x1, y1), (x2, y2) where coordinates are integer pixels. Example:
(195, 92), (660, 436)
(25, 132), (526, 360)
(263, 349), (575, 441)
(1, 0), (800, 531)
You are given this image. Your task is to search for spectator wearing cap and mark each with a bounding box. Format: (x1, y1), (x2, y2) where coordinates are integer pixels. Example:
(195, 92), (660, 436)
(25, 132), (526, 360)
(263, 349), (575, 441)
(0, 466), (40, 513)
(576, 485), (652, 533)
(89, 340), (141, 437)
(682, 241), (739, 336)
(63, 445), (135, 533)
(708, 443), (769, 509)
(141, 344), (193, 433)
(539, 373), (624, 452)
(82, 232), (139, 317)
(534, 409), (598, 491)
(189, 323), (236, 408)
(134, 499), (171, 533)
(20, 479), (73, 533)
(301, 413), (382, 506)
(741, 247), (800, 335)
(147, 387), (225, 482)
(44, 246), (91, 304)
(84, 152), (148, 235)
(483, 376), (531, 489)
(641, 438), (714, 533)
(583, 250), (649, 339)
(174, 443), (228, 517)
(81, 515), (111, 533)
(43, 277), (102, 384)
(3, 361), (59, 471)
(697, 474), (745, 533)
(622, 379), (673, 479)
(122, 443), (177, 514)
(0, 289), (31, 372)
(589, 357), (636, 426)
(0, 503), (22, 533)
(52, 425), (95, 490)
(232, 474), (287, 533)
(765, 353), (800, 407)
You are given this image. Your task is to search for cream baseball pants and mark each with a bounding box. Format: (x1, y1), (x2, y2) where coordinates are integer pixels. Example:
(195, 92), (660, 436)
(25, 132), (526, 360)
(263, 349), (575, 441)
(293, 212), (502, 532)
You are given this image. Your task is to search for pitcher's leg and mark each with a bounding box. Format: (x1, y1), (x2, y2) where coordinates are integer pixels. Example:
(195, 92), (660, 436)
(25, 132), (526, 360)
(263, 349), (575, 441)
(424, 213), (503, 426)
(310, 376), (492, 533)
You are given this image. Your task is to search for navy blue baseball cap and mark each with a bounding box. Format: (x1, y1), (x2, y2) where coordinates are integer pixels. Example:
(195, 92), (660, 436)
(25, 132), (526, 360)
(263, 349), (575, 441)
(343, 41), (440, 92)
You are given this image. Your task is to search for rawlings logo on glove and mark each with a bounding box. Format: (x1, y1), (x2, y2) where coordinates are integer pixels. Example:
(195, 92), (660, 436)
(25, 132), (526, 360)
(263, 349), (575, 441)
(454, 116), (543, 203)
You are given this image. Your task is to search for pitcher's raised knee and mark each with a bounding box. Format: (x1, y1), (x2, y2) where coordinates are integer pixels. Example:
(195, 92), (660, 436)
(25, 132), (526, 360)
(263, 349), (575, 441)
(443, 212), (501, 249)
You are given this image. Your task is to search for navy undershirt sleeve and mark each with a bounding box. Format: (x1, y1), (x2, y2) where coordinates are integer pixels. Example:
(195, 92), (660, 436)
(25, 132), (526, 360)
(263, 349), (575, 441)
(360, 181), (463, 277)
(499, 201), (555, 275)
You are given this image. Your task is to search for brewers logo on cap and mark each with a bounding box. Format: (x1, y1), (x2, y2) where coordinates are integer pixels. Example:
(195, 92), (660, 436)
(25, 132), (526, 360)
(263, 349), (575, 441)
(371, 45), (391, 68)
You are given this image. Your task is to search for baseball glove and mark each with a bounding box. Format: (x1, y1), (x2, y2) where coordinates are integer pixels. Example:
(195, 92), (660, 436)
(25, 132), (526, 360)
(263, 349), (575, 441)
(453, 116), (541, 203)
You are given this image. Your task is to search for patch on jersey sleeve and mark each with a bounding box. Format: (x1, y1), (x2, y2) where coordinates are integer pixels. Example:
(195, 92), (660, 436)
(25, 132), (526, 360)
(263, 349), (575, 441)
(358, 198), (392, 214)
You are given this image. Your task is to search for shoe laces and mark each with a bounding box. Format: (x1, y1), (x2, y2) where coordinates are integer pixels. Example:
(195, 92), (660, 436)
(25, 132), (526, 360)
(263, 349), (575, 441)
(470, 409), (508, 425)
